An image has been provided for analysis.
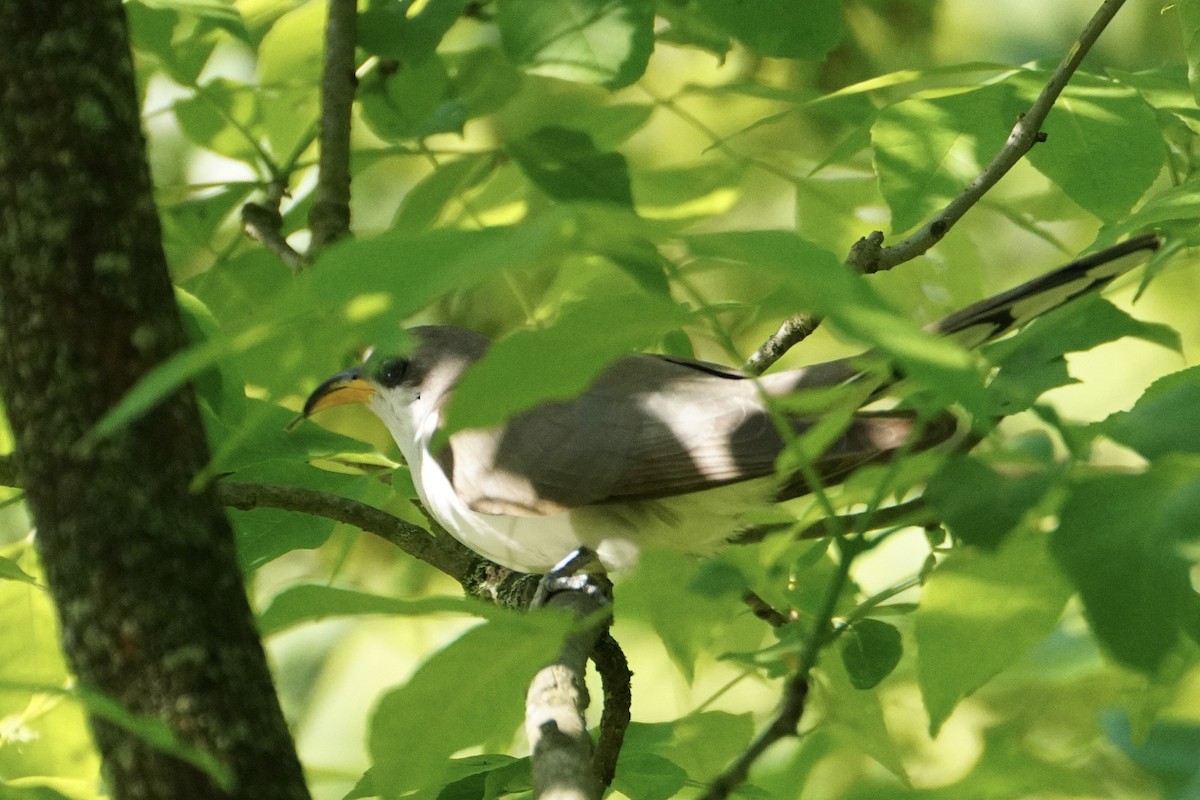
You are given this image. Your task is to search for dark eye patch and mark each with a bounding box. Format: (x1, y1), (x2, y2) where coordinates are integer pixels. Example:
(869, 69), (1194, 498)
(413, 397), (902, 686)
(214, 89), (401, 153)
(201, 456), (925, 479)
(376, 358), (410, 388)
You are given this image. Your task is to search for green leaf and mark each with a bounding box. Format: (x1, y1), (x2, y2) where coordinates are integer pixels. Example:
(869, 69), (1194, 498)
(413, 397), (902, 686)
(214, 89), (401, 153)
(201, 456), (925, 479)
(1093, 178), (1200, 251)
(392, 153), (497, 233)
(435, 754), (530, 800)
(925, 455), (1057, 549)
(257, 0), (324, 87)
(359, 56), (458, 140)
(0, 782), (79, 800)
(0, 555), (38, 586)
(619, 550), (747, 682)
(610, 752), (688, 800)
(508, 126), (634, 206)
(1096, 365), (1200, 459)
(358, 0), (469, 62)
(984, 295), (1181, 414)
(496, 0), (653, 89)
(695, 0), (844, 60)
(1179, 0), (1200, 103)
(620, 712), (756, 784)
(1025, 74), (1165, 222)
(70, 684), (234, 790)
(655, 2), (731, 56)
(916, 529), (1073, 735)
(447, 47), (523, 119)
(256, 0), (324, 157)
(439, 292), (690, 440)
(819, 656), (908, 781)
(137, 0), (244, 24)
(1051, 461), (1200, 673)
(126, 3), (227, 84)
(367, 612), (572, 796)
(202, 397), (374, 476)
(840, 618), (902, 690)
(173, 79), (261, 162)
(871, 83), (1016, 233)
(257, 585), (482, 636)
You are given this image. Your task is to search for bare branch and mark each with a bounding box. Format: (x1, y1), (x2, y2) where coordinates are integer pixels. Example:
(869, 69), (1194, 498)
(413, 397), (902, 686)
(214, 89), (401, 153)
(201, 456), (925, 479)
(241, 202), (304, 272)
(307, 0), (357, 253)
(743, 591), (789, 627)
(591, 633), (632, 789)
(747, 0), (1132, 371)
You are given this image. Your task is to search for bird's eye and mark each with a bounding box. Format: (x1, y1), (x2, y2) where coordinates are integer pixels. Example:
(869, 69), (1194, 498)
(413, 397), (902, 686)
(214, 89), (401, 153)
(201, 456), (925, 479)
(376, 358), (410, 388)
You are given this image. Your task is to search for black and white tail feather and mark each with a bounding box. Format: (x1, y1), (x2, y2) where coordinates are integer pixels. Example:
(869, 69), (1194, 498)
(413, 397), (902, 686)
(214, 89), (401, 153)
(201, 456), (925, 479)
(929, 232), (1160, 347)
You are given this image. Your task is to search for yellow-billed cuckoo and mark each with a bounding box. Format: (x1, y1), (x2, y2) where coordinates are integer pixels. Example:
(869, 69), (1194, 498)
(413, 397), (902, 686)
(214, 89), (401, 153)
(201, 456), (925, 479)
(303, 235), (1159, 572)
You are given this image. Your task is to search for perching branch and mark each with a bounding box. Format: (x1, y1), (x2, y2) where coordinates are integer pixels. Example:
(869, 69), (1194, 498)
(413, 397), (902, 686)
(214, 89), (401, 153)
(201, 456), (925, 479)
(526, 573), (612, 800)
(746, 0), (1132, 372)
(307, 0), (357, 253)
(218, 480), (482, 584)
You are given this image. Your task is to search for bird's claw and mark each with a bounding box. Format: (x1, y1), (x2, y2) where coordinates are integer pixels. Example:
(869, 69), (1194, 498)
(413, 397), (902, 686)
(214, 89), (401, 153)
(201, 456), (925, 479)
(532, 547), (612, 608)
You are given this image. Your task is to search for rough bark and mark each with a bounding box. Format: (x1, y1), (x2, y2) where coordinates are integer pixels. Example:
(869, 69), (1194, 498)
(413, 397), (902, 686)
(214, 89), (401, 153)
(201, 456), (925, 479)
(0, 3), (310, 799)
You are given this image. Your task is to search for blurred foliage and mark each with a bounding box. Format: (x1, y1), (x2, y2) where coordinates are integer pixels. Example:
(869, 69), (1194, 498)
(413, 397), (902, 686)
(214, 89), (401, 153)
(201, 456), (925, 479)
(6, 0), (1200, 799)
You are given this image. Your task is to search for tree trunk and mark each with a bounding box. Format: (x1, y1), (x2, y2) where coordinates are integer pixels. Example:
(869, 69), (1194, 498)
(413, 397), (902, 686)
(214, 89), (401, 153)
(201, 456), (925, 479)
(0, 3), (310, 798)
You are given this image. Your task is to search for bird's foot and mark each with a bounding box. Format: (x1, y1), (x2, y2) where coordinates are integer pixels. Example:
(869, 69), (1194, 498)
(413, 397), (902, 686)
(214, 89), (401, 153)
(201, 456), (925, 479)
(532, 547), (612, 608)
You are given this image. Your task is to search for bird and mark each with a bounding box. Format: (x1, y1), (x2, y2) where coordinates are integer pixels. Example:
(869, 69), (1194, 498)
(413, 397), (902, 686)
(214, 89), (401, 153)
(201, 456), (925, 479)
(303, 235), (1160, 573)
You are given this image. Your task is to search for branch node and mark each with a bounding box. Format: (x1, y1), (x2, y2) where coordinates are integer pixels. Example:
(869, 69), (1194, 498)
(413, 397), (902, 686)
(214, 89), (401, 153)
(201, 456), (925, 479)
(846, 230), (886, 274)
(240, 202), (304, 272)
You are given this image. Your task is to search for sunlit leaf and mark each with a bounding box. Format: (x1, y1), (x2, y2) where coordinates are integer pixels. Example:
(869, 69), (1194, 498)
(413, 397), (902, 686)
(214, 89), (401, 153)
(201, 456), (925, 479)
(0, 555), (37, 586)
(684, 230), (988, 414)
(496, 0), (653, 89)
(367, 612), (572, 795)
(1025, 74), (1165, 222)
(92, 220), (576, 439)
(358, 0), (469, 63)
(872, 82), (1017, 233)
(1096, 365), (1200, 459)
(917, 529), (1072, 734)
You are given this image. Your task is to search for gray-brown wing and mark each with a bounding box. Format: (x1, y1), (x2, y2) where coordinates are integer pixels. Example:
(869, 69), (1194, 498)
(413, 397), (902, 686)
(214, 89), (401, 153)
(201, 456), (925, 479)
(440, 354), (940, 514)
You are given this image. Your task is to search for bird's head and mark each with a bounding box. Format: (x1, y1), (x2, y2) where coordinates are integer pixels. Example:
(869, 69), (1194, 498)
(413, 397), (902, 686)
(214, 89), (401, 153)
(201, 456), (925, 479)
(302, 325), (490, 454)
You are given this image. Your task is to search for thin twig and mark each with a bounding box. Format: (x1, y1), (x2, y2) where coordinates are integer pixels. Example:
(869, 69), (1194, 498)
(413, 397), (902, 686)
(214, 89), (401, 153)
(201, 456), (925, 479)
(743, 591), (789, 627)
(746, 0), (1131, 371)
(307, 0), (357, 253)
